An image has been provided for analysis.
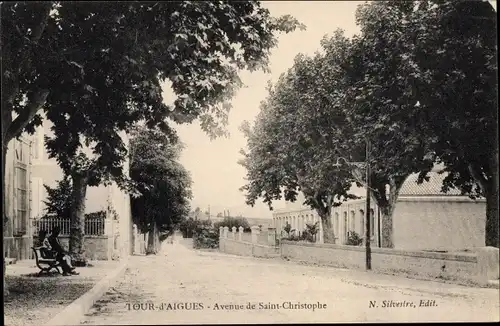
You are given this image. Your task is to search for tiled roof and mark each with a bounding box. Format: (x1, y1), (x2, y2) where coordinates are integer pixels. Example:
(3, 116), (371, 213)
(399, 171), (463, 196)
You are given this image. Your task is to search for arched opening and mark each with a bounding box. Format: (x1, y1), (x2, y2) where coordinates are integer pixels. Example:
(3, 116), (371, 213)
(343, 212), (348, 244)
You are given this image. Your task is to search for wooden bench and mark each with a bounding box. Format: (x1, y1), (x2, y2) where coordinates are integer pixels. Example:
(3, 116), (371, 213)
(31, 247), (62, 275)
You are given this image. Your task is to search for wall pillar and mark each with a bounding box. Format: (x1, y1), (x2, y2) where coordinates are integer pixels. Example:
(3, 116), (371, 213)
(105, 218), (113, 260)
(251, 226), (260, 244)
(238, 226), (244, 241)
(267, 227), (276, 246)
(223, 226), (229, 239)
(231, 226), (237, 240)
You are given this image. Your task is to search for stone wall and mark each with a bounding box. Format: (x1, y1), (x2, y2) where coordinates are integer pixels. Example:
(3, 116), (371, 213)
(281, 241), (499, 285)
(46, 236), (110, 260)
(218, 225), (499, 285)
(218, 226), (280, 259)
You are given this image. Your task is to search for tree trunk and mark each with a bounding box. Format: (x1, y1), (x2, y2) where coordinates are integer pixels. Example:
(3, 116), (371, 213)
(146, 223), (158, 255)
(485, 144), (499, 247)
(320, 213), (335, 244)
(485, 188), (499, 248)
(2, 141), (9, 297)
(486, 107), (499, 247)
(379, 204), (396, 248)
(378, 177), (405, 248)
(68, 173), (88, 264)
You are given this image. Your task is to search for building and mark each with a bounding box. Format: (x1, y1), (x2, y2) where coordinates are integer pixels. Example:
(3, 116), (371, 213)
(3, 136), (34, 260)
(272, 165), (486, 251)
(28, 118), (133, 260)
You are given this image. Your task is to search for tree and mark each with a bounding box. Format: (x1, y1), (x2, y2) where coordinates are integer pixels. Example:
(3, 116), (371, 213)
(41, 176), (73, 219)
(408, 0), (498, 247)
(130, 125), (192, 255)
(341, 2), (438, 247)
(1, 1), (305, 275)
(239, 32), (366, 244)
(347, 0), (498, 247)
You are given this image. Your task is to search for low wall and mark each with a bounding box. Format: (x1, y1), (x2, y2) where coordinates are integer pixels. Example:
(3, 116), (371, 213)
(281, 241), (499, 285)
(33, 235), (110, 260)
(219, 239), (280, 259)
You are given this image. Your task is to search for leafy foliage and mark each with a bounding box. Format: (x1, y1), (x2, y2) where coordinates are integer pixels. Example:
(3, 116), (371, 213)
(346, 231), (363, 246)
(1, 1), (306, 260)
(240, 0), (498, 248)
(193, 223), (219, 249)
(130, 125), (192, 235)
(2, 1), (306, 172)
(42, 176), (73, 219)
(283, 222), (292, 235)
(179, 218), (211, 239)
(213, 216), (251, 232)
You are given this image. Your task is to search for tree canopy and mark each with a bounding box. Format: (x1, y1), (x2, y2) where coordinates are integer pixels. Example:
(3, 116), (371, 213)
(130, 125), (192, 244)
(240, 0), (498, 247)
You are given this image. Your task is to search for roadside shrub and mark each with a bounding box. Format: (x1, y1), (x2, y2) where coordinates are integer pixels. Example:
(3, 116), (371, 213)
(346, 231), (363, 246)
(283, 222), (291, 235)
(193, 223), (219, 249)
(299, 222), (319, 243)
(179, 218), (210, 238)
(213, 216), (251, 232)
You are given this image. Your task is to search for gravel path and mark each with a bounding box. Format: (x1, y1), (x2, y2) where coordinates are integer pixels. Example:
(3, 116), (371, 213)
(81, 240), (499, 324)
(4, 260), (120, 326)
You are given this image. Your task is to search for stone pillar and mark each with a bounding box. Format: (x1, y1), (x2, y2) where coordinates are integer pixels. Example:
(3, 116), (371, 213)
(267, 227), (276, 246)
(231, 226), (237, 239)
(251, 226), (260, 244)
(223, 226), (229, 239)
(238, 226), (244, 241)
(105, 218), (113, 260)
(219, 226), (224, 239)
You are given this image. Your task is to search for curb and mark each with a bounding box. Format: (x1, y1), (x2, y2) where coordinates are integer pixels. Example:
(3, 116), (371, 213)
(46, 257), (129, 326)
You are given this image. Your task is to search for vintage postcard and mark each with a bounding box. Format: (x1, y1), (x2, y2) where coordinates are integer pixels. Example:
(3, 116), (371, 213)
(2, 1), (499, 325)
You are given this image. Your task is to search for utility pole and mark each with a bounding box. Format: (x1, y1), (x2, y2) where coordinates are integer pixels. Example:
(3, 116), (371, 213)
(365, 139), (372, 270)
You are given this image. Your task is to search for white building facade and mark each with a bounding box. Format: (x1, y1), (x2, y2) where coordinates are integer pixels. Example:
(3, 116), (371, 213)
(272, 165), (487, 250)
(30, 118), (133, 260)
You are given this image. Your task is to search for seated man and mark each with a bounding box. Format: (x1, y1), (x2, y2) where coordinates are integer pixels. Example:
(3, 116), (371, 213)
(47, 226), (79, 276)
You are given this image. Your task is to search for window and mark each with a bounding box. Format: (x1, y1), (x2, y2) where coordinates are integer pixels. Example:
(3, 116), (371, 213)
(350, 210), (356, 232)
(15, 164), (29, 234)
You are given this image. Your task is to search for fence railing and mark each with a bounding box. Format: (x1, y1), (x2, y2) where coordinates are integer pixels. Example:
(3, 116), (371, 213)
(32, 217), (106, 236)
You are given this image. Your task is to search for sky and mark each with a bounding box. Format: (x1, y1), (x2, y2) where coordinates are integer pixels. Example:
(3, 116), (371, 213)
(163, 1), (364, 219)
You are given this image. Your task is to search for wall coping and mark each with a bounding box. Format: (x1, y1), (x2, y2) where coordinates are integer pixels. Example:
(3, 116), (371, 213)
(281, 241), (478, 263)
(221, 238), (277, 249)
(397, 196), (486, 203)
